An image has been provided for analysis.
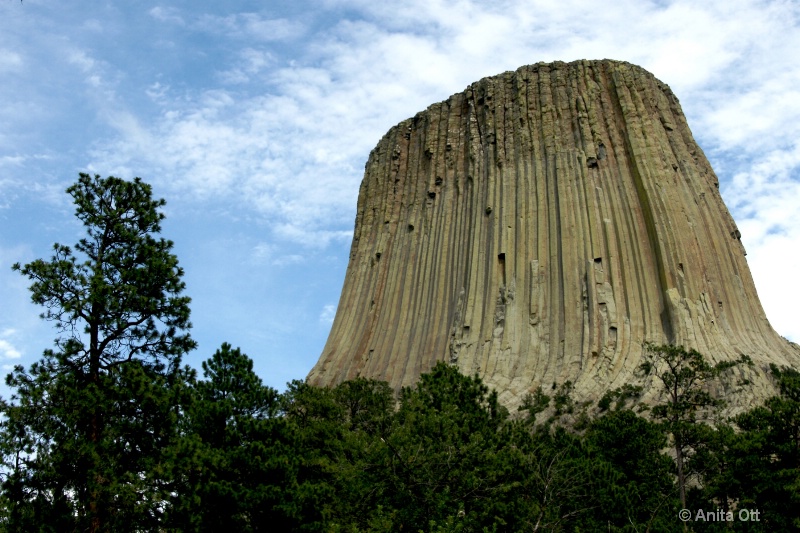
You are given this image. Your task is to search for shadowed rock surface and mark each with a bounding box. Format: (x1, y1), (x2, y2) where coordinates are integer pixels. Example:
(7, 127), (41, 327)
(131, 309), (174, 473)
(308, 59), (800, 410)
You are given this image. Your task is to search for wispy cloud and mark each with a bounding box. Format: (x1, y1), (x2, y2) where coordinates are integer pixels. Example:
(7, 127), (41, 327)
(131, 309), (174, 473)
(252, 243), (307, 266)
(195, 13), (306, 41)
(0, 49), (23, 72)
(149, 7), (306, 42)
(0, 339), (21, 360)
(271, 254), (305, 267)
(149, 6), (185, 26)
(218, 48), (276, 84)
(319, 304), (336, 326)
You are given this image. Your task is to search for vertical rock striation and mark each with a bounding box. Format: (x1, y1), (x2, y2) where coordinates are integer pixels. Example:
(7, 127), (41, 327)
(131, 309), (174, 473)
(308, 59), (800, 409)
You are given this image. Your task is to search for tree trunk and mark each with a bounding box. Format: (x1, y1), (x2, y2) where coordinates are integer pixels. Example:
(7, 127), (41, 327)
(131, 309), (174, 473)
(675, 438), (686, 508)
(89, 298), (102, 533)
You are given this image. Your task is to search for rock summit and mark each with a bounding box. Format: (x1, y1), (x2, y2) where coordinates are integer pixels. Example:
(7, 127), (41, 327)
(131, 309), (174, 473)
(308, 59), (800, 410)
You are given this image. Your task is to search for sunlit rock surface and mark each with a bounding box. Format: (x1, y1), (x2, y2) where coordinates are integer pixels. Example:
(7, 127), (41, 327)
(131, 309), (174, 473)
(308, 59), (800, 410)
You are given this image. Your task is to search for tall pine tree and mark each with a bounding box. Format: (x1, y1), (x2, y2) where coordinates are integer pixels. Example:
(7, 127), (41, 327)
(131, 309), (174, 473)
(638, 343), (750, 512)
(1, 173), (196, 532)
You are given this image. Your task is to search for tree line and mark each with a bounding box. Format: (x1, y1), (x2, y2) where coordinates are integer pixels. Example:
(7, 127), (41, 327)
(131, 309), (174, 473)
(1, 174), (798, 532)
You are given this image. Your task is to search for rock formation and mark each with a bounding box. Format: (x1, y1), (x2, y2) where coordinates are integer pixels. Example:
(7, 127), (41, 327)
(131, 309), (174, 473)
(308, 59), (800, 410)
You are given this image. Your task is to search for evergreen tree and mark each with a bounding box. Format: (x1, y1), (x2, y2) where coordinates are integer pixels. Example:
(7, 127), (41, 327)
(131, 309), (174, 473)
(1, 173), (196, 532)
(499, 423), (595, 531)
(638, 343), (750, 510)
(278, 378), (361, 531)
(378, 362), (511, 531)
(316, 378), (395, 531)
(169, 343), (292, 532)
(585, 409), (678, 530)
(729, 365), (800, 531)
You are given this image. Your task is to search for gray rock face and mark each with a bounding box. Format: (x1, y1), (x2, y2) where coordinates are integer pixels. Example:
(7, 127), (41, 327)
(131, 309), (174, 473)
(308, 59), (800, 410)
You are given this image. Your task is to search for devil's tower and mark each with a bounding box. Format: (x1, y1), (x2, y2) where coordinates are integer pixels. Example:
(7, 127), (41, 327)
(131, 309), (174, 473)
(308, 59), (800, 409)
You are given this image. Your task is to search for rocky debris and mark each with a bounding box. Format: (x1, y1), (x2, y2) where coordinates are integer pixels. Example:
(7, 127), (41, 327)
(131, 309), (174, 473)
(307, 59), (800, 412)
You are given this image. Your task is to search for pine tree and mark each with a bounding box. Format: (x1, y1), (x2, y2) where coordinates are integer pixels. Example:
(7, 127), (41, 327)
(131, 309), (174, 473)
(1, 173), (196, 532)
(169, 343), (291, 532)
(638, 343), (750, 511)
(731, 365), (800, 531)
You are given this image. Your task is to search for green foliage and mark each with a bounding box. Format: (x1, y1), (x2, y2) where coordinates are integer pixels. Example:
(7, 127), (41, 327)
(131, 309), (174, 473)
(167, 343), (293, 531)
(13, 173), (195, 368)
(638, 342), (750, 509)
(598, 383), (644, 412)
(380, 363), (511, 530)
(585, 409), (678, 529)
(724, 365), (800, 531)
(319, 378), (395, 531)
(518, 385), (550, 425)
(3, 334), (800, 532)
(502, 423), (597, 530)
(1, 173), (196, 532)
(333, 377), (393, 433)
(552, 380), (575, 416)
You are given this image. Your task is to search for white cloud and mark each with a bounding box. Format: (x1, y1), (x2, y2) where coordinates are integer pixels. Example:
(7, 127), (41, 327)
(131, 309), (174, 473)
(146, 82), (170, 102)
(91, 2), (797, 237)
(251, 243), (305, 265)
(252, 242), (276, 261)
(272, 254), (305, 267)
(0, 49), (22, 72)
(149, 6), (185, 25)
(319, 304), (336, 325)
(0, 329), (23, 360)
(218, 48), (276, 85)
(149, 6), (306, 41)
(721, 146), (800, 342)
(0, 340), (21, 360)
(195, 13), (305, 41)
(81, 19), (105, 33)
(67, 49), (96, 73)
(63, 46), (123, 107)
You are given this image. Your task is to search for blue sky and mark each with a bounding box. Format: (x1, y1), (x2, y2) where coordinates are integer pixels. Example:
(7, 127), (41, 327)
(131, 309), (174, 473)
(1, 0), (799, 394)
